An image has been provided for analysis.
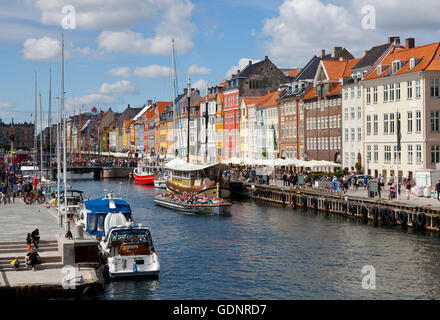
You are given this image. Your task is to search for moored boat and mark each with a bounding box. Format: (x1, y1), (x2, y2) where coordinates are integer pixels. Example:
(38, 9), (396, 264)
(165, 158), (231, 198)
(154, 192), (232, 214)
(132, 166), (159, 185)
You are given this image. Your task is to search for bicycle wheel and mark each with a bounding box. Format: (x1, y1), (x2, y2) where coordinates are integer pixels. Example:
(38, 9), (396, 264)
(37, 194), (45, 204)
(24, 195), (34, 205)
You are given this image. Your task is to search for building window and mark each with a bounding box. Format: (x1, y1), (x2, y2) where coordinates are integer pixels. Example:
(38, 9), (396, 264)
(351, 128), (355, 141)
(344, 108), (348, 120)
(357, 127), (362, 141)
(367, 145), (371, 162)
(374, 145), (378, 163)
(366, 88), (371, 104)
(416, 111), (422, 133)
(431, 111), (440, 132)
(408, 145), (413, 164)
(416, 80), (421, 98)
(366, 115), (371, 135)
(357, 106), (361, 120)
(373, 115), (378, 135)
(384, 145), (392, 163)
(384, 114), (389, 134)
(416, 144), (422, 164)
(351, 107), (355, 120)
(345, 128), (349, 141)
(393, 145), (401, 164)
(350, 87), (354, 99)
(396, 83), (401, 101)
(344, 89), (348, 100)
(357, 86), (361, 98)
(431, 145), (440, 164)
(407, 81), (413, 99)
(384, 84), (389, 102)
(431, 79), (440, 97)
(373, 86), (378, 104)
(407, 111), (413, 133)
(389, 83), (395, 101)
(390, 113), (395, 134)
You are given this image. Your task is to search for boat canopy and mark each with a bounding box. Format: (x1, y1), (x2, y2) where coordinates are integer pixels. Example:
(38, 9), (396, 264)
(85, 197), (132, 214)
(165, 158), (221, 172)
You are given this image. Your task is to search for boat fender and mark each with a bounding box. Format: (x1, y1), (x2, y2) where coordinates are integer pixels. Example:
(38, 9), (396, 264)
(324, 199), (329, 214)
(372, 207), (378, 221)
(341, 202), (347, 212)
(349, 204), (356, 215)
(417, 212), (426, 228)
(313, 197), (318, 209)
(411, 216), (419, 229)
(398, 211), (408, 225)
(387, 209), (396, 225)
(378, 208), (385, 221)
(361, 207), (368, 219)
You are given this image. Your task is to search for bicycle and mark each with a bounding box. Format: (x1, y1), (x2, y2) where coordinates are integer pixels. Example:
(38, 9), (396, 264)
(24, 189), (45, 205)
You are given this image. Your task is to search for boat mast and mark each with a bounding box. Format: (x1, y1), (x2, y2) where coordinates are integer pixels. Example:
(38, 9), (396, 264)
(61, 32), (68, 232)
(186, 74), (191, 163)
(49, 68), (52, 180)
(39, 93), (43, 180)
(171, 39), (177, 159)
(34, 72), (37, 179)
(56, 96), (61, 226)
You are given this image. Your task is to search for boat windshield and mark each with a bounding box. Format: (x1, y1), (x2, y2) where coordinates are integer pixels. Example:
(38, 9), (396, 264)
(107, 229), (153, 249)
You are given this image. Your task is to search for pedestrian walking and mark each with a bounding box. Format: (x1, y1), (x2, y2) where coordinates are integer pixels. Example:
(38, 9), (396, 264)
(31, 228), (40, 249)
(436, 180), (440, 201)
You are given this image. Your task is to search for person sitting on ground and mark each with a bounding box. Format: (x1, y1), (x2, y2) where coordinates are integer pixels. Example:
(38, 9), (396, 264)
(9, 256), (20, 271)
(26, 247), (40, 271)
(31, 228), (40, 249)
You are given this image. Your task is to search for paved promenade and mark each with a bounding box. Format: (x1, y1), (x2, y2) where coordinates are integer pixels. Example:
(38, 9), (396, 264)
(0, 199), (62, 242)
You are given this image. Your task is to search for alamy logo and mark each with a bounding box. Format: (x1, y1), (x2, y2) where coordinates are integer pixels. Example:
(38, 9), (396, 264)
(362, 265), (376, 290)
(61, 5), (76, 30)
(361, 5), (376, 30)
(61, 265), (78, 289)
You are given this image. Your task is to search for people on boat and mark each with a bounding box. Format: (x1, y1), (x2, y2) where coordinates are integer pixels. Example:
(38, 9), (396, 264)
(157, 192), (225, 205)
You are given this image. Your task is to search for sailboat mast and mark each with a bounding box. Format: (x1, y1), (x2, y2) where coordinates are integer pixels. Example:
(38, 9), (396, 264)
(61, 32), (68, 232)
(40, 93), (43, 180)
(34, 72), (37, 178)
(186, 74), (191, 163)
(49, 68), (52, 180)
(171, 39), (177, 159)
(56, 96), (61, 226)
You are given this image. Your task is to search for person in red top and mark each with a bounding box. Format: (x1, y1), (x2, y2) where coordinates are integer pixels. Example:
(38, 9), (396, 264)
(33, 176), (38, 189)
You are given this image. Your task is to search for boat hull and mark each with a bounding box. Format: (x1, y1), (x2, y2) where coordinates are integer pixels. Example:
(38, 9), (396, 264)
(154, 179), (167, 189)
(132, 172), (154, 185)
(166, 180), (231, 198)
(103, 252), (160, 279)
(153, 197), (231, 214)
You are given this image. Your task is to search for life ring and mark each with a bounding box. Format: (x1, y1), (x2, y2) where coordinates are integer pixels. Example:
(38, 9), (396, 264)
(372, 207), (378, 221)
(398, 211), (408, 225)
(416, 212), (426, 228)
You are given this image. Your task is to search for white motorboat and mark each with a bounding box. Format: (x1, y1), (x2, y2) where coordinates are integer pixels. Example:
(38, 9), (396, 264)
(153, 193), (232, 215)
(100, 222), (160, 278)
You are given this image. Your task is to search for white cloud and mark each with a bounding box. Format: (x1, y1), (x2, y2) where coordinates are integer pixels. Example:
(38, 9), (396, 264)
(133, 65), (171, 78)
(188, 64), (211, 75)
(261, 0), (384, 66)
(65, 94), (115, 110)
(0, 102), (15, 108)
(108, 67), (132, 78)
(94, 80), (138, 95)
(225, 58), (260, 78)
(22, 36), (61, 62)
(192, 79), (208, 96)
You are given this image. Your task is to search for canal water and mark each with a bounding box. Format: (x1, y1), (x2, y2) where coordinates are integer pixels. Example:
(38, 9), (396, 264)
(69, 176), (440, 299)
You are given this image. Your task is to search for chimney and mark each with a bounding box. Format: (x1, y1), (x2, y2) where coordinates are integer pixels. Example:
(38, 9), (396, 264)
(388, 36), (400, 45)
(249, 60), (252, 65)
(363, 50), (369, 57)
(127, 104), (130, 108)
(406, 38), (415, 49)
(147, 100), (153, 105)
(331, 46), (342, 58)
(321, 49), (326, 57)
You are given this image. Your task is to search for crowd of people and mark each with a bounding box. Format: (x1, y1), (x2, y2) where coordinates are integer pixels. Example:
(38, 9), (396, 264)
(68, 157), (138, 168)
(158, 192), (225, 205)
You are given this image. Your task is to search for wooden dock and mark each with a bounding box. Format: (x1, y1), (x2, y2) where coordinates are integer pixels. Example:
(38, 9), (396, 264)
(243, 183), (440, 232)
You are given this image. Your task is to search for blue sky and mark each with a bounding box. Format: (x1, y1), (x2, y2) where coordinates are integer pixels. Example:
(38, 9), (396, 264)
(0, 0), (439, 123)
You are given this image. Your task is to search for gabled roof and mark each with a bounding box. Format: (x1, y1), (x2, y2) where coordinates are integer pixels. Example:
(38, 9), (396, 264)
(242, 97), (261, 106)
(255, 91), (280, 109)
(352, 44), (391, 70)
(342, 58), (362, 77)
(280, 68), (301, 78)
(363, 42), (440, 81)
(156, 101), (172, 116)
(321, 60), (349, 80)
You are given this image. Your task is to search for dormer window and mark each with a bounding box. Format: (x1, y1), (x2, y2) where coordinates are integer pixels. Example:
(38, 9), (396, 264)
(409, 57), (415, 70)
(377, 65), (382, 75)
(392, 60), (401, 74)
